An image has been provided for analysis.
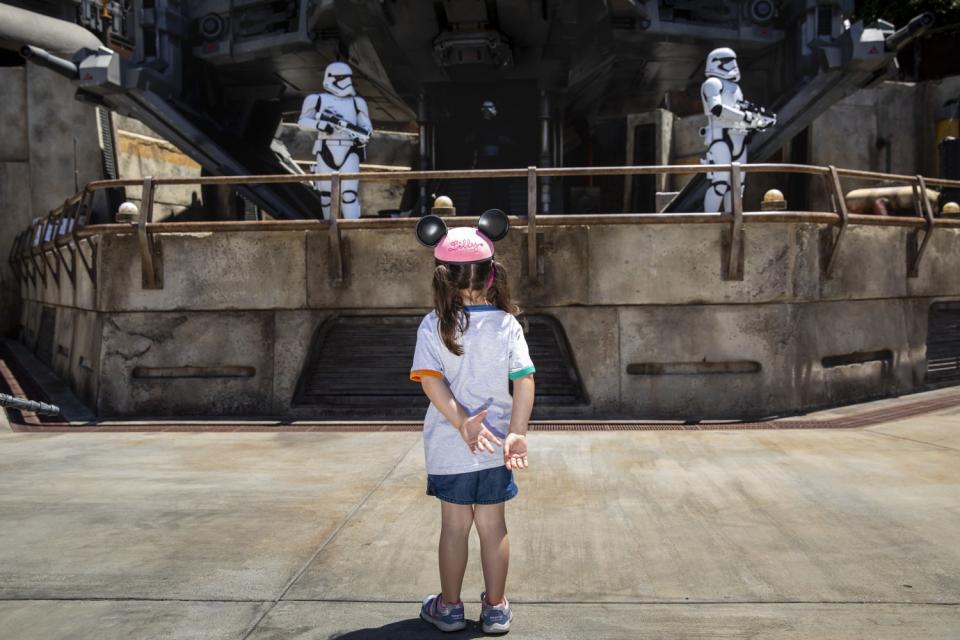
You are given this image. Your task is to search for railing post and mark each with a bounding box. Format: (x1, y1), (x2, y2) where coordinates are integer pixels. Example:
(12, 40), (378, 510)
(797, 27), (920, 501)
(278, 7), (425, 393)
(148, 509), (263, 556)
(30, 220), (48, 287)
(723, 162), (744, 281)
(824, 165), (849, 278)
(328, 172), (344, 287)
(527, 166), (539, 283)
(73, 189), (97, 285)
(17, 230), (36, 288)
(138, 176), (163, 289)
(909, 174), (935, 278)
(39, 213), (62, 288)
(8, 231), (23, 286)
(50, 200), (75, 286)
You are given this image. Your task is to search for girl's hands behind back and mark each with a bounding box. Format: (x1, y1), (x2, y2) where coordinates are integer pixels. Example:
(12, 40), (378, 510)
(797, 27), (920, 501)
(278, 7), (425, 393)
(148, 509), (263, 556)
(503, 433), (528, 470)
(458, 410), (502, 454)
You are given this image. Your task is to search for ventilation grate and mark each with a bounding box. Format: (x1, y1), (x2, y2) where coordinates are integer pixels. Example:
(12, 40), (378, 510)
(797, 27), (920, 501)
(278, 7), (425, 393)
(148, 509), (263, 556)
(294, 314), (585, 415)
(926, 302), (960, 384)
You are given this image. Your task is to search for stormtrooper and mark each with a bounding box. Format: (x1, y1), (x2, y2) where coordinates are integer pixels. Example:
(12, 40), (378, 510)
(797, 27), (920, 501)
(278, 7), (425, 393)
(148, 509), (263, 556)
(298, 62), (373, 219)
(700, 47), (776, 213)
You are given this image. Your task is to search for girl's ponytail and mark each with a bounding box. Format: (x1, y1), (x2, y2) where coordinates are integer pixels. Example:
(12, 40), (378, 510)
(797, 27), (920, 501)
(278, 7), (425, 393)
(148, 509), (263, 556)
(433, 264), (468, 356)
(485, 259), (520, 317)
(432, 259), (519, 356)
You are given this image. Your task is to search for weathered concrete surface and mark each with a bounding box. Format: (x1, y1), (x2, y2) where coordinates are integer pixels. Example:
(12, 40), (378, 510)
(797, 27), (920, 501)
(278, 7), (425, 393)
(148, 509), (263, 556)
(117, 128), (203, 221)
(0, 432), (416, 599)
(0, 601), (267, 640)
(98, 312), (278, 416)
(286, 428), (960, 604)
(98, 231), (309, 312)
(0, 161), (33, 337)
(19, 219), (960, 417)
(248, 602), (959, 639)
(586, 223), (796, 306)
(1, 410), (958, 638)
(0, 63), (104, 337)
(0, 407), (958, 638)
(271, 310), (330, 414)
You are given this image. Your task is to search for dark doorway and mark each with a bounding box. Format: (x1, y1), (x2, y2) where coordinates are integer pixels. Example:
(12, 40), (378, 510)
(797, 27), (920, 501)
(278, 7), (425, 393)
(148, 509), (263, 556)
(431, 81), (538, 215)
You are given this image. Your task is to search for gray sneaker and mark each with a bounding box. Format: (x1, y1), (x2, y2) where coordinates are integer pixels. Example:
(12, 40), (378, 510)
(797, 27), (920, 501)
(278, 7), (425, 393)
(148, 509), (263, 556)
(480, 592), (512, 634)
(420, 594), (466, 632)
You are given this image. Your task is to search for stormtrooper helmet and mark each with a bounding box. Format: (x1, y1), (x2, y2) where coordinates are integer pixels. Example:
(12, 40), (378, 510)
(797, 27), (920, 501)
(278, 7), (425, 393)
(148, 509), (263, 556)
(480, 100), (497, 120)
(323, 62), (356, 97)
(705, 47), (740, 82)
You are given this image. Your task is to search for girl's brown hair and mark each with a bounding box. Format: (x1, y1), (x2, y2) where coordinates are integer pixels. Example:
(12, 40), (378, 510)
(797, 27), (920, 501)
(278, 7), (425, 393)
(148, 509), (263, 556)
(433, 259), (518, 356)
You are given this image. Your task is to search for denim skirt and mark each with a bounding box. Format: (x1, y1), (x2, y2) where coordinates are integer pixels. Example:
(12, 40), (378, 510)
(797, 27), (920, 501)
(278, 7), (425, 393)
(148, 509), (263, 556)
(426, 466), (518, 505)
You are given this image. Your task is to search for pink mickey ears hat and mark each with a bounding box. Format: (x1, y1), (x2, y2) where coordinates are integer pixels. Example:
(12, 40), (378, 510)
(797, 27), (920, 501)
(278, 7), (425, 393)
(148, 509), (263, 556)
(415, 209), (510, 263)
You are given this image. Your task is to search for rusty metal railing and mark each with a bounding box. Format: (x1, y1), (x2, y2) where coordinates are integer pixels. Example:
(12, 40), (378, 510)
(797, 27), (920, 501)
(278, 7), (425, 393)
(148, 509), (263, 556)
(8, 163), (960, 292)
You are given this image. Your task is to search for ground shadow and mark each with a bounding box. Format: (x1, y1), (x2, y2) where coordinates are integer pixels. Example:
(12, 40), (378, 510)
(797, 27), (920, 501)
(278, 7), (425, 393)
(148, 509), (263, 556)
(330, 617), (487, 639)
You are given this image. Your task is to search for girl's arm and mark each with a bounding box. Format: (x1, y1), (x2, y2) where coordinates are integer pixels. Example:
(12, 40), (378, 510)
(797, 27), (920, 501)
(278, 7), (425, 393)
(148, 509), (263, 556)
(504, 374), (534, 469)
(508, 374), (534, 436)
(420, 377), (501, 453)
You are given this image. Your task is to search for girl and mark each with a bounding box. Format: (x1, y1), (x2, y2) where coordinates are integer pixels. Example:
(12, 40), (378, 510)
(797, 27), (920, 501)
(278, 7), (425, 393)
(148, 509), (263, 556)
(410, 209), (535, 634)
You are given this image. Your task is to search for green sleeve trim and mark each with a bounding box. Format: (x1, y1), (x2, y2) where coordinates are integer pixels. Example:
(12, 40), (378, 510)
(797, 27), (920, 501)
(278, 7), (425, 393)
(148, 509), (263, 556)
(509, 366), (536, 380)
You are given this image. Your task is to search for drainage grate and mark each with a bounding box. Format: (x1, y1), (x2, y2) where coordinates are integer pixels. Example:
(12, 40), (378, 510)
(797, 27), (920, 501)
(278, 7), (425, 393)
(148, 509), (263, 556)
(293, 314), (585, 414)
(926, 302), (960, 384)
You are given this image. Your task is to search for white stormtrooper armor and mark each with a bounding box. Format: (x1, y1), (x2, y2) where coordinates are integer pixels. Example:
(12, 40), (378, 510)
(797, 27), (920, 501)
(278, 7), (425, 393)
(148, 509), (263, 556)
(297, 62), (373, 219)
(700, 47), (776, 213)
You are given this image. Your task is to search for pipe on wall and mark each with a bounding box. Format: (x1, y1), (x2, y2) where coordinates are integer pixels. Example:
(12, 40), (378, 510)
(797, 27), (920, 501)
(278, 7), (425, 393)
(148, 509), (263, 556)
(0, 3), (102, 58)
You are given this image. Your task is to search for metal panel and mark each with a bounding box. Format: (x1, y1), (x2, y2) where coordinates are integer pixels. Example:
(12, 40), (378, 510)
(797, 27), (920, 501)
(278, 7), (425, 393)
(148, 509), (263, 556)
(35, 306), (56, 368)
(926, 302), (960, 384)
(294, 313), (585, 412)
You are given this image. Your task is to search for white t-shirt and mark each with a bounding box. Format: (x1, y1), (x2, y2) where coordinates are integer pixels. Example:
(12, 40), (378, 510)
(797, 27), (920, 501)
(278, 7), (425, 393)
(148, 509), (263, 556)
(410, 306), (536, 475)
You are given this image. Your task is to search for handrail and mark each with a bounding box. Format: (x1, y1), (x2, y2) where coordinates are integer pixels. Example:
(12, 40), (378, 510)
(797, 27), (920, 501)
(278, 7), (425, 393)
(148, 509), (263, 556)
(11, 162), (960, 293)
(71, 163), (960, 189)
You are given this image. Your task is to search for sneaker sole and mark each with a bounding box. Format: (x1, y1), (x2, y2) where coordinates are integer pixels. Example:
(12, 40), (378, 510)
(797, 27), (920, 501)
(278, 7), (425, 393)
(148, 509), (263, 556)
(420, 612), (467, 633)
(481, 616), (512, 634)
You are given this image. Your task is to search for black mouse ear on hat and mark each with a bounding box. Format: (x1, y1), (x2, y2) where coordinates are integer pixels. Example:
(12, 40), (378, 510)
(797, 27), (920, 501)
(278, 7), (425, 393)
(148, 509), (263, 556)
(416, 215), (448, 247)
(478, 208), (509, 242)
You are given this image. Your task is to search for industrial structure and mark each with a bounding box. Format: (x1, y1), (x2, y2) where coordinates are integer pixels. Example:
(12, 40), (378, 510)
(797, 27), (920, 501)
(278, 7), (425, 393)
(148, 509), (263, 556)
(2, 1), (960, 420)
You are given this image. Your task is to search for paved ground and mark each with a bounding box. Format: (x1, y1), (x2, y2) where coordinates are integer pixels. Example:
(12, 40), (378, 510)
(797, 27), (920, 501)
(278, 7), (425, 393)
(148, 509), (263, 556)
(0, 399), (958, 638)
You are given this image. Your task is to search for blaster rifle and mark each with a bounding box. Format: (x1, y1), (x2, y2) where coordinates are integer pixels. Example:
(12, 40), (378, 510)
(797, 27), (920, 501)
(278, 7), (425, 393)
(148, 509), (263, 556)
(0, 392), (61, 416)
(739, 99), (777, 130)
(318, 108), (371, 145)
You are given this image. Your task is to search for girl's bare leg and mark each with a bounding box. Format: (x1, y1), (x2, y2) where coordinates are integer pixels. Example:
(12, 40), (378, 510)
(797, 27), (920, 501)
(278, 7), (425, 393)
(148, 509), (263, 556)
(439, 501), (474, 604)
(474, 502), (509, 604)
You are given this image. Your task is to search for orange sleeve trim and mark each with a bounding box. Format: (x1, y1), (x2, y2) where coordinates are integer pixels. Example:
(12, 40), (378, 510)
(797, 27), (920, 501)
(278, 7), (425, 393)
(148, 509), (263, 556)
(410, 369), (443, 382)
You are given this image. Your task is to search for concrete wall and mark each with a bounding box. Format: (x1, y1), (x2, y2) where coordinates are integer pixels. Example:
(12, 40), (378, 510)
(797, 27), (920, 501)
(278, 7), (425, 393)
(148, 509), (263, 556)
(17, 219), (960, 418)
(0, 64), (104, 338)
(115, 115), (202, 221)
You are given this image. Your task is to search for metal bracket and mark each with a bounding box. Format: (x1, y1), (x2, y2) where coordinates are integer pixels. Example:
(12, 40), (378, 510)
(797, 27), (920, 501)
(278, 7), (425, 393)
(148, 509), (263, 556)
(16, 231), (36, 288)
(824, 165), (849, 278)
(42, 213), (64, 288)
(72, 190), (98, 285)
(908, 175), (935, 278)
(722, 162), (745, 281)
(527, 166), (540, 283)
(520, 232), (545, 280)
(327, 172), (345, 288)
(76, 238), (98, 284)
(30, 221), (48, 288)
(138, 176), (163, 289)
(51, 199), (77, 286)
(8, 231), (24, 286)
